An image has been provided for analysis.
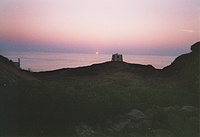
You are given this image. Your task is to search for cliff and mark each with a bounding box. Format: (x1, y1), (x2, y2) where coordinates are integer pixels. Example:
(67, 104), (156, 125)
(162, 42), (199, 88)
(163, 41), (199, 75)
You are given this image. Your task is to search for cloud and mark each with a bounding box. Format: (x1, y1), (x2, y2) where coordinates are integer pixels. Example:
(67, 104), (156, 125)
(181, 29), (195, 33)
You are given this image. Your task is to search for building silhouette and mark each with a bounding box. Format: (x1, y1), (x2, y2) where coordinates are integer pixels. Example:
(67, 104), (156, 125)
(13, 58), (20, 69)
(111, 53), (123, 62)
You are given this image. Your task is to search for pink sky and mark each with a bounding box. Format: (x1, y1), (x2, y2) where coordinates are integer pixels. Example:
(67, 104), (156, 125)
(0, 0), (199, 55)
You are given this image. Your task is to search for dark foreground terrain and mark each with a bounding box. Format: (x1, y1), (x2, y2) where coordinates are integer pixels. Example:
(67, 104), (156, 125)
(0, 42), (199, 137)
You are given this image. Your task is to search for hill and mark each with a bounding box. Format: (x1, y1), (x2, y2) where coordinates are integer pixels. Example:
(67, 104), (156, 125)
(0, 55), (36, 84)
(162, 41), (199, 90)
(163, 41), (199, 77)
(0, 41), (199, 137)
(35, 61), (158, 79)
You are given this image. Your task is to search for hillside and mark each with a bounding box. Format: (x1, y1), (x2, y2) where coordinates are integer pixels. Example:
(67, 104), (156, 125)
(0, 42), (199, 137)
(162, 41), (199, 90)
(163, 41), (199, 77)
(0, 55), (37, 84)
(35, 61), (158, 79)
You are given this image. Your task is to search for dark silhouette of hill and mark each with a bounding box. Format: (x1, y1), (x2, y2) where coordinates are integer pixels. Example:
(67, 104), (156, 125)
(0, 41), (199, 81)
(1, 41), (199, 82)
(162, 41), (199, 88)
(162, 41), (199, 76)
(35, 61), (157, 79)
(0, 55), (36, 84)
(0, 41), (199, 136)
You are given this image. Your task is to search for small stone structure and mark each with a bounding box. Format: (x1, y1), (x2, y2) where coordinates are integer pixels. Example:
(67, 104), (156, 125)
(111, 53), (123, 62)
(13, 58), (20, 69)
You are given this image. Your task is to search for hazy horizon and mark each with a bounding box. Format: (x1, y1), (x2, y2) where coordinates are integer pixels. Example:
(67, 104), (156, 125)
(0, 0), (199, 56)
(2, 51), (176, 71)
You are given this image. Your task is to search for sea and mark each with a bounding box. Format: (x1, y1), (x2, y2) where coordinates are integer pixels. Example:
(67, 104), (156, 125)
(1, 51), (177, 72)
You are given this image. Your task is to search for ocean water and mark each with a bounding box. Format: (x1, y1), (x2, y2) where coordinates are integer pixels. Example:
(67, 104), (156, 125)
(2, 51), (176, 72)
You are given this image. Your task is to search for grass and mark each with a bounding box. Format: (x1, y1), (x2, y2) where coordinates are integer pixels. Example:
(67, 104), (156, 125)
(0, 69), (199, 136)
(0, 49), (199, 136)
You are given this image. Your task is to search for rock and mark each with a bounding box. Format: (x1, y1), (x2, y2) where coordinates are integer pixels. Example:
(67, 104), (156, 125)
(126, 109), (146, 121)
(162, 41), (199, 79)
(191, 41), (200, 52)
(111, 119), (131, 132)
(163, 106), (177, 113)
(128, 132), (146, 137)
(179, 106), (198, 113)
(127, 119), (151, 129)
(153, 129), (175, 137)
(110, 109), (149, 132)
(75, 123), (95, 137)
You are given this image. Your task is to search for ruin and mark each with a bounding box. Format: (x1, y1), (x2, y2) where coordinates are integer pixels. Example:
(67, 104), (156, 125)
(111, 53), (123, 62)
(13, 58), (20, 69)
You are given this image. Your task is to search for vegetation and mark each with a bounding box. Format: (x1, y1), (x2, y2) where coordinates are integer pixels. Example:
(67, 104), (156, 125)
(0, 42), (199, 136)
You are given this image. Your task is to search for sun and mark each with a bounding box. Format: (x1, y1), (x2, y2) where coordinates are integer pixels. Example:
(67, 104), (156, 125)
(95, 51), (99, 55)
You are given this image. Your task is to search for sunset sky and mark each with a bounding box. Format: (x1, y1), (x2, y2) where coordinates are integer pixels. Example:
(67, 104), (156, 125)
(0, 0), (199, 55)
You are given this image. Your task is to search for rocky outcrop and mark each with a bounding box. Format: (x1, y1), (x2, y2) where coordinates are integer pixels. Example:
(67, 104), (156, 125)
(161, 41), (199, 94)
(191, 41), (200, 52)
(109, 106), (199, 137)
(110, 109), (150, 133)
(162, 41), (199, 77)
(126, 109), (146, 120)
(75, 123), (95, 137)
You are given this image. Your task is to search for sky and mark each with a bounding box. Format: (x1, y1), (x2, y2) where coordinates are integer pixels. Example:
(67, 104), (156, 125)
(0, 0), (199, 55)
